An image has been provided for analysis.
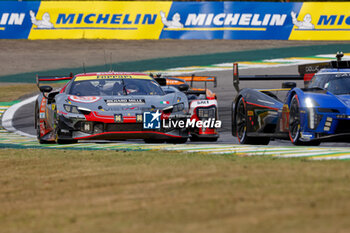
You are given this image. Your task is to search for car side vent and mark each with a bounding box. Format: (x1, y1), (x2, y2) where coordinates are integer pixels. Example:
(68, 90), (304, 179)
(318, 108), (340, 113)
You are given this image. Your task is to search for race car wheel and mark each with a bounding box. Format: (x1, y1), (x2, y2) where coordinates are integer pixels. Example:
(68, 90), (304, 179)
(231, 101), (236, 137)
(289, 95), (302, 145)
(235, 97), (270, 145)
(289, 95), (320, 146)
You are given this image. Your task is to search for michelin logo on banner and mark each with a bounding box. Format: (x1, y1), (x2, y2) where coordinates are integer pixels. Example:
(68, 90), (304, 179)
(159, 2), (303, 40)
(1, 1), (350, 40)
(30, 12), (157, 29)
(163, 12), (287, 28)
(26, 1), (169, 39)
(159, 1), (350, 40)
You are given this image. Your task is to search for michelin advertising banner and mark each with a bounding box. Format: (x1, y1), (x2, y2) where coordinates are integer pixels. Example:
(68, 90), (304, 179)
(0, 1), (349, 40)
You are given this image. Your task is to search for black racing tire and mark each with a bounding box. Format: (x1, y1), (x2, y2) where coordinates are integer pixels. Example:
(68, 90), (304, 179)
(235, 97), (270, 145)
(289, 95), (321, 146)
(289, 95), (302, 145)
(144, 139), (165, 144)
(231, 101), (236, 137)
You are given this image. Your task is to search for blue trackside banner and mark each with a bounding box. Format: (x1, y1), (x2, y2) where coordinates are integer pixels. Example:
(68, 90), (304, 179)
(0, 1), (40, 39)
(159, 1), (303, 40)
(1, 1), (350, 40)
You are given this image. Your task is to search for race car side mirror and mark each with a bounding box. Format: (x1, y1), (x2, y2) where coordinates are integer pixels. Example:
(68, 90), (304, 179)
(282, 82), (296, 89)
(177, 84), (189, 92)
(40, 85), (53, 93)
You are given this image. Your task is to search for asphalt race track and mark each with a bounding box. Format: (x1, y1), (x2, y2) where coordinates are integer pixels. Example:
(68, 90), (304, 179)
(8, 65), (350, 147)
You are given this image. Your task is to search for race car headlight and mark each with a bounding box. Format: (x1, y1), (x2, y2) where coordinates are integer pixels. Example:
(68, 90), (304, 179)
(197, 107), (216, 119)
(64, 104), (79, 114)
(162, 105), (173, 114)
(64, 105), (91, 115)
(162, 103), (184, 113)
(308, 108), (322, 130)
(337, 114), (350, 119)
(308, 108), (316, 129)
(173, 103), (184, 112)
(77, 107), (92, 115)
(304, 98), (320, 130)
(305, 98), (319, 108)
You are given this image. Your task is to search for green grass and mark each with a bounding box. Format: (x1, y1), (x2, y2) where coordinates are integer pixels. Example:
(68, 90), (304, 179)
(0, 83), (65, 102)
(1, 149), (350, 233)
(0, 84), (37, 102)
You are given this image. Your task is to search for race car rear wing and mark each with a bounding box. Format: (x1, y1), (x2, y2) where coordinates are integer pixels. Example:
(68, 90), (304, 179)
(36, 73), (74, 89)
(169, 75), (217, 88)
(233, 63), (302, 92)
(153, 74), (217, 99)
(151, 73), (217, 88)
(298, 52), (350, 83)
(233, 52), (350, 92)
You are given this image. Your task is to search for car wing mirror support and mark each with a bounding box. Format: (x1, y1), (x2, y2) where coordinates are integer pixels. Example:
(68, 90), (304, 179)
(39, 85), (53, 99)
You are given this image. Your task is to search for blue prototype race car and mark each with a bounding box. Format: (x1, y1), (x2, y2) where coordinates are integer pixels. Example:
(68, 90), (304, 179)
(232, 52), (350, 145)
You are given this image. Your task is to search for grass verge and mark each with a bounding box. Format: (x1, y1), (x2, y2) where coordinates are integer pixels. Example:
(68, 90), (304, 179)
(0, 83), (66, 102)
(1, 149), (350, 233)
(0, 84), (37, 102)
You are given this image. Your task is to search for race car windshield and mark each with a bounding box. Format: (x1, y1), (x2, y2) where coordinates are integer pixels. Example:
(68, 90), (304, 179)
(68, 79), (164, 96)
(309, 73), (350, 95)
